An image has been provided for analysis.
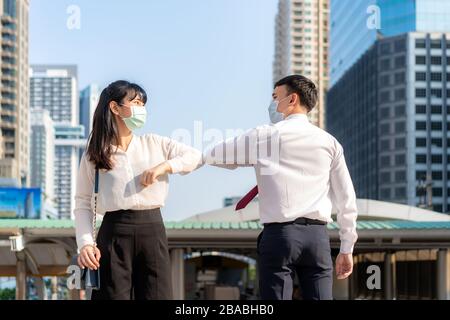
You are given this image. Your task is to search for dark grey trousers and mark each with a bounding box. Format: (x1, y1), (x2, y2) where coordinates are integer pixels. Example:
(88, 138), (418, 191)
(257, 222), (333, 300)
(90, 208), (172, 300)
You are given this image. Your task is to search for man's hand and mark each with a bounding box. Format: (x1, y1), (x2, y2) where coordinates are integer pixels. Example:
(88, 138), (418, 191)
(140, 162), (172, 187)
(335, 253), (353, 280)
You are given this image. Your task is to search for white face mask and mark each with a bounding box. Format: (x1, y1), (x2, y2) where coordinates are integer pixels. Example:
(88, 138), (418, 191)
(268, 95), (290, 124)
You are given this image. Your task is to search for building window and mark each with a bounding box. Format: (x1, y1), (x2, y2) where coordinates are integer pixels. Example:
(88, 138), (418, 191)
(431, 122), (442, 131)
(395, 121), (405, 133)
(380, 91), (391, 102)
(395, 187), (406, 198)
(431, 105), (442, 114)
(416, 154), (427, 164)
(416, 138), (426, 147)
(380, 123), (390, 134)
(395, 105), (405, 116)
(395, 56), (405, 68)
(431, 73), (442, 81)
(431, 89), (442, 98)
(380, 43), (391, 54)
(416, 72), (426, 81)
(431, 56), (442, 65)
(395, 154), (406, 165)
(416, 88), (426, 98)
(380, 172), (391, 182)
(381, 155), (391, 166)
(395, 138), (405, 148)
(432, 171), (443, 180)
(395, 89), (405, 101)
(416, 56), (426, 64)
(431, 155), (443, 164)
(416, 39), (426, 48)
(430, 40), (442, 49)
(395, 171), (406, 182)
(380, 75), (391, 87)
(380, 58), (391, 70)
(416, 171), (427, 180)
(416, 105), (426, 114)
(381, 139), (390, 150)
(416, 121), (426, 130)
(395, 72), (405, 84)
(431, 138), (442, 147)
(380, 107), (390, 118)
(395, 40), (406, 51)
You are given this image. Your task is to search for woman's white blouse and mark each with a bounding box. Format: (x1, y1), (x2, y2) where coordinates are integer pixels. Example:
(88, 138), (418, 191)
(74, 134), (202, 250)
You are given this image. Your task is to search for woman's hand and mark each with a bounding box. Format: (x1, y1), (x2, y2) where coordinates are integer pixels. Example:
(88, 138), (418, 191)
(78, 244), (101, 270)
(140, 161), (172, 187)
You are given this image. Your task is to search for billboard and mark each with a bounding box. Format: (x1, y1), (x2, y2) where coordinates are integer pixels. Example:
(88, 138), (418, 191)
(0, 188), (41, 219)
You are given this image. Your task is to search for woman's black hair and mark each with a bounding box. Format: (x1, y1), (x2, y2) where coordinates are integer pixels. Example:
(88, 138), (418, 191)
(86, 80), (148, 170)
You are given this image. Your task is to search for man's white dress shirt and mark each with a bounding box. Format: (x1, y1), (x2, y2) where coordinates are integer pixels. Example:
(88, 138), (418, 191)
(74, 134), (202, 250)
(204, 113), (358, 254)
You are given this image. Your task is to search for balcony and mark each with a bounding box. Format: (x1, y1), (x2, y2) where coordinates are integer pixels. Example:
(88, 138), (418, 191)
(1, 97), (16, 104)
(0, 121), (15, 129)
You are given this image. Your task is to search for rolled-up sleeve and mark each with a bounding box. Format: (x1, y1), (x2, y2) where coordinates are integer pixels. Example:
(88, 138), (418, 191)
(202, 127), (263, 170)
(159, 136), (203, 175)
(74, 153), (95, 251)
(329, 139), (358, 254)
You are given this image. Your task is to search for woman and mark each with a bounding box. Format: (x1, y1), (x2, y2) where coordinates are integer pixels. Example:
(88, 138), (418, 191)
(74, 80), (202, 300)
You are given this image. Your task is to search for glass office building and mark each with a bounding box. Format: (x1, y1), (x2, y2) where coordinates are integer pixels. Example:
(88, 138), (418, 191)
(330, 0), (376, 87)
(331, 0), (450, 86)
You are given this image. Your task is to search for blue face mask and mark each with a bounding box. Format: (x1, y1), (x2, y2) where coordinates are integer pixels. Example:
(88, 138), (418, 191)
(268, 95), (290, 124)
(121, 105), (147, 131)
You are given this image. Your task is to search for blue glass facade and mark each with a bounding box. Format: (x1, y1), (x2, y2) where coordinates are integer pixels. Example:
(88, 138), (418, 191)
(330, 0), (376, 87)
(378, 0), (416, 36)
(331, 0), (450, 86)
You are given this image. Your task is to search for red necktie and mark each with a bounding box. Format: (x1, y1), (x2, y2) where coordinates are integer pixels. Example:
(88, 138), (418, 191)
(235, 186), (259, 211)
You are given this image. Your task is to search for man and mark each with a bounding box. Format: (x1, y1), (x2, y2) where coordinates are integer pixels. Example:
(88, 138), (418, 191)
(203, 75), (358, 300)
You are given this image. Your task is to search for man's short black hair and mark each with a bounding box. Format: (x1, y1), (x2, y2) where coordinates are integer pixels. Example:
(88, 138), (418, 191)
(274, 75), (318, 112)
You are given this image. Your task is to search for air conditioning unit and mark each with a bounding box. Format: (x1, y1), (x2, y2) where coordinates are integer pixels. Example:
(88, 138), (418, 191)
(9, 235), (24, 252)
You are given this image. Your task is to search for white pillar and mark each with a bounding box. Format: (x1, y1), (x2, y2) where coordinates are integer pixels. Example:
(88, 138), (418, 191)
(51, 276), (58, 300)
(170, 248), (185, 300)
(437, 249), (450, 300)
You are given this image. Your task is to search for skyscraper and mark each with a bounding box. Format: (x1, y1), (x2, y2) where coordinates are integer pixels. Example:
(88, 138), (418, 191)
(54, 123), (85, 219)
(79, 84), (99, 141)
(328, 1), (450, 214)
(30, 65), (85, 219)
(330, 0), (450, 86)
(0, 0), (29, 186)
(328, 32), (450, 214)
(273, 0), (329, 128)
(30, 109), (55, 205)
(30, 65), (78, 124)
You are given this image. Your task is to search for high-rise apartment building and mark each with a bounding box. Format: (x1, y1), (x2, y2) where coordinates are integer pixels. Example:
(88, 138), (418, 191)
(273, 0), (329, 128)
(0, 0), (29, 186)
(30, 65), (84, 219)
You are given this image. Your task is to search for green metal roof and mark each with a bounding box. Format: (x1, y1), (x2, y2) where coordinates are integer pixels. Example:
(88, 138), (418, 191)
(1, 219), (450, 230)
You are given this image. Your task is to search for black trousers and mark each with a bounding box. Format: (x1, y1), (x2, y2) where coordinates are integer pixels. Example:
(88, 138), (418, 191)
(91, 208), (173, 300)
(257, 222), (333, 300)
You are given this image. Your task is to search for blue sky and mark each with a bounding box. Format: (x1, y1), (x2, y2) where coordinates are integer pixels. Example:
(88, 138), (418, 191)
(30, 0), (279, 221)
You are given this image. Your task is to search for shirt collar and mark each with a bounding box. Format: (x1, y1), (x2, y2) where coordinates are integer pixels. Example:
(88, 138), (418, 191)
(284, 113), (309, 122)
(112, 134), (135, 153)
